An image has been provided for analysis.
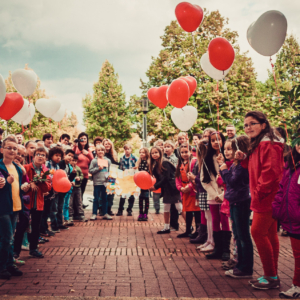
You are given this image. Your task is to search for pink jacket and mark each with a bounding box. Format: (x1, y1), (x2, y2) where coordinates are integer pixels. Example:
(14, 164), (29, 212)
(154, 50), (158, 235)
(72, 146), (94, 179)
(176, 159), (197, 198)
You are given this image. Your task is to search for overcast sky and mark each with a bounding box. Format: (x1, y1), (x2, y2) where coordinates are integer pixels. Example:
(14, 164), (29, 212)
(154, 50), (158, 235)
(0, 0), (299, 130)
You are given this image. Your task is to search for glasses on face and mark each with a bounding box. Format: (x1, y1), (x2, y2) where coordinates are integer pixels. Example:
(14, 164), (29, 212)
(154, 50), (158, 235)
(36, 153), (46, 158)
(4, 147), (18, 152)
(244, 122), (260, 129)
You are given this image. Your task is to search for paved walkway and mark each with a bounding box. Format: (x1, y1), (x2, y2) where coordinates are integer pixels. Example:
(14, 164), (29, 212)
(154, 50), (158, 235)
(0, 186), (295, 298)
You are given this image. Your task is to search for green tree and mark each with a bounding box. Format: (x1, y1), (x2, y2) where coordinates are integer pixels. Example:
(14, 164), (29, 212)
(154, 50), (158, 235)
(3, 68), (80, 141)
(83, 60), (132, 150)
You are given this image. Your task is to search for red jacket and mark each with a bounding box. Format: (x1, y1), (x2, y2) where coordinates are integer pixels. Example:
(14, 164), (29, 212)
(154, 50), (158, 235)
(24, 163), (51, 211)
(248, 136), (284, 213)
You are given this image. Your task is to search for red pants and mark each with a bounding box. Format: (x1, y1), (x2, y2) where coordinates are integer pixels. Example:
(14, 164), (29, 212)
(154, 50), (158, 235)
(251, 211), (279, 277)
(291, 237), (300, 287)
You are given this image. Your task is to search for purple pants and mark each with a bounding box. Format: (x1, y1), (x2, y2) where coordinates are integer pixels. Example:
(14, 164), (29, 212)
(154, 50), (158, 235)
(209, 204), (230, 231)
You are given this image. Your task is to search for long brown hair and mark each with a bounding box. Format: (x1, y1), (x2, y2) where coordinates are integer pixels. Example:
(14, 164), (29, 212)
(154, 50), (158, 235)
(175, 143), (192, 178)
(196, 141), (208, 172)
(226, 135), (250, 165)
(245, 111), (278, 154)
(149, 146), (165, 175)
(136, 147), (150, 169)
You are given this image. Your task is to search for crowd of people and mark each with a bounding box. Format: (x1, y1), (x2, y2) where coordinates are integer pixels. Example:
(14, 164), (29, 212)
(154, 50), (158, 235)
(0, 110), (299, 298)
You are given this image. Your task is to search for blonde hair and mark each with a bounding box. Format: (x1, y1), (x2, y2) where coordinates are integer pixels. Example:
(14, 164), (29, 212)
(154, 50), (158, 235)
(135, 147), (150, 169)
(96, 144), (106, 153)
(124, 143), (132, 150)
(3, 135), (18, 148)
(154, 139), (164, 147)
(203, 127), (216, 135)
(163, 140), (175, 149)
(103, 138), (118, 162)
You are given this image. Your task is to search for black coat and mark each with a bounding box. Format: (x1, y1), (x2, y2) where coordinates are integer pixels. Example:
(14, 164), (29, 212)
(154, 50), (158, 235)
(153, 160), (180, 200)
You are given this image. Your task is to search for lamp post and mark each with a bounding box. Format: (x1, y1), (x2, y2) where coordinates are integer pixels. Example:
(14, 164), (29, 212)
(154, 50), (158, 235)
(141, 97), (149, 148)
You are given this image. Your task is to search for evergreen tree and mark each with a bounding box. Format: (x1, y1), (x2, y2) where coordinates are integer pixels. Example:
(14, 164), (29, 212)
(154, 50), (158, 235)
(83, 60), (132, 150)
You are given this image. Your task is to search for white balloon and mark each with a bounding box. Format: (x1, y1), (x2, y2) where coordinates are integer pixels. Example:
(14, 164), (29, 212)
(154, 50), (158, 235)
(11, 99), (30, 124)
(12, 69), (38, 97)
(200, 53), (230, 80)
(22, 103), (36, 126)
(51, 105), (66, 122)
(0, 75), (6, 106)
(247, 10), (287, 56)
(36, 98), (61, 118)
(171, 106), (198, 131)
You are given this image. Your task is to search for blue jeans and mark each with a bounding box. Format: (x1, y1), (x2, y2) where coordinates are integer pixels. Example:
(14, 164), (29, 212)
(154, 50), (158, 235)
(0, 212), (18, 270)
(63, 189), (73, 221)
(230, 199), (253, 274)
(153, 192), (161, 211)
(93, 185), (107, 215)
(50, 193), (66, 228)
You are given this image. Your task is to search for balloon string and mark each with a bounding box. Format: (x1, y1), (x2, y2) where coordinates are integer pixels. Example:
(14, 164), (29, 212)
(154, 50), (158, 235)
(270, 57), (296, 171)
(217, 102), (219, 132)
(223, 78), (232, 116)
(163, 109), (167, 120)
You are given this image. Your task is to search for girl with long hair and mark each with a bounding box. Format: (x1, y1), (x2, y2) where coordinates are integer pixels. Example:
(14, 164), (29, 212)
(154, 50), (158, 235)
(149, 146), (182, 234)
(175, 143), (200, 238)
(236, 111), (284, 289)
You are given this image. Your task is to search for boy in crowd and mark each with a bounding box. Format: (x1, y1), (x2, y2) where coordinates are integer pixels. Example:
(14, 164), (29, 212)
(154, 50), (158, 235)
(42, 133), (53, 150)
(24, 147), (51, 258)
(40, 146), (64, 237)
(25, 141), (37, 164)
(15, 133), (24, 145)
(0, 135), (24, 279)
(163, 140), (178, 166)
(69, 154), (85, 223)
(59, 134), (70, 146)
(51, 149), (76, 231)
(117, 144), (137, 216)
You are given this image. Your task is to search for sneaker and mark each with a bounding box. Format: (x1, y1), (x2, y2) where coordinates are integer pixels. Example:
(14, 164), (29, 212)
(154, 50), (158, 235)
(40, 237), (49, 242)
(13, 258), (25, 265)
(200, 243), (214, 252)
(102, 214), (113, 220)
(225, 268), (253, 279)
(30, 250), (44, 258)
(157, 228), (170, 234)
(51, 228), (61, 233)
(137, 214), (143, 221)
(66, 221), (74, 226)
(279, 285), (300, 298)
(170, 226), (178, 231)
(46, 230), (55, 236)
(58, 225), (69, 230)
(7, 265), (23, 276)
(0, 269), (11, 280)
(116, 211), (123, 216)
(252, 276), (280, 290)
(21, 245), (30, 251)
(127, 211), (132, 216)
(38, 237), (46, 244)
(90, 214), (97, 220)
(143, 214), (148, 221)
(197, 241), (210, 250)
(222, 258), (237, 270)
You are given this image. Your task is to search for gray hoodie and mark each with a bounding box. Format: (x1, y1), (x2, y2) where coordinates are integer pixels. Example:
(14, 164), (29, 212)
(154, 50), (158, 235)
(89, 157), (111, 186)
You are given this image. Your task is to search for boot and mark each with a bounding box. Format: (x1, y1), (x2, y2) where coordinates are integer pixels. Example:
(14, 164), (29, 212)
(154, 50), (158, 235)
(177, 212), (192, 238)
(189, 223), (200, 239)
(190, 224), (207, 244)
(221, 231), (232, 261)
(206, 231), (223, 259)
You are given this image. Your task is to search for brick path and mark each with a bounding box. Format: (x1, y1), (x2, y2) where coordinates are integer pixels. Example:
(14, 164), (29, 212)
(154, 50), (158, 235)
(0, 187), (296, 298)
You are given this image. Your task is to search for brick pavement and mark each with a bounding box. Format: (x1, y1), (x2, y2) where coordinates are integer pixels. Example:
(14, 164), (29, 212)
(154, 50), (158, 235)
(0, 193), (295, 298)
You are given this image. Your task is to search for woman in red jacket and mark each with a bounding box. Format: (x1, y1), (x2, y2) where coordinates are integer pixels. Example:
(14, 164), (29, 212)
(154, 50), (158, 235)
(237, 111), (284, 290)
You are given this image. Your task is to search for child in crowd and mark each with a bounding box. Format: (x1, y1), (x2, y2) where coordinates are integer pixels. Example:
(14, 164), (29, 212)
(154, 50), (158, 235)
(175, 143), (201, 238)
(52, 149), (76, 231)
(69, 154), (85, 222)
(135, 147), (150, 221)
(149, 146), (182, 234)
(192, 134), (202, 157)
(89, 144), (112, 220)
(92, 136), (103, 158)
(0, 135), (24, 279)
(174, 132), (188, 158)
(25, 141), (37, 164)
(41, 146), (64, 236)
(218, 136), (253, 278)
(201, 131), (231, 258)
(117, 144), (137, 216)
(163, 140), (178, 166)
(236, 111), (284, 290)
(103, 138), (119, 215)
(154, 140), (164, 152)
(273, 143), (300, 298)
(24, 147), (51, 258)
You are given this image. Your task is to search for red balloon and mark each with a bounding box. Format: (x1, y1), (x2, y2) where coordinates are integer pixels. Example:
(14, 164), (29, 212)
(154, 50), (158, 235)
(147, 85), (168, 109)
(167, 79), (190, 108)
(134, 171), (153, 190)
(175, 2), (204, 32)
(208, 37), (235, 71)
(52, 169), (72, 193)
(0, 93), (24, 121)
(181, 76), (197, 97)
